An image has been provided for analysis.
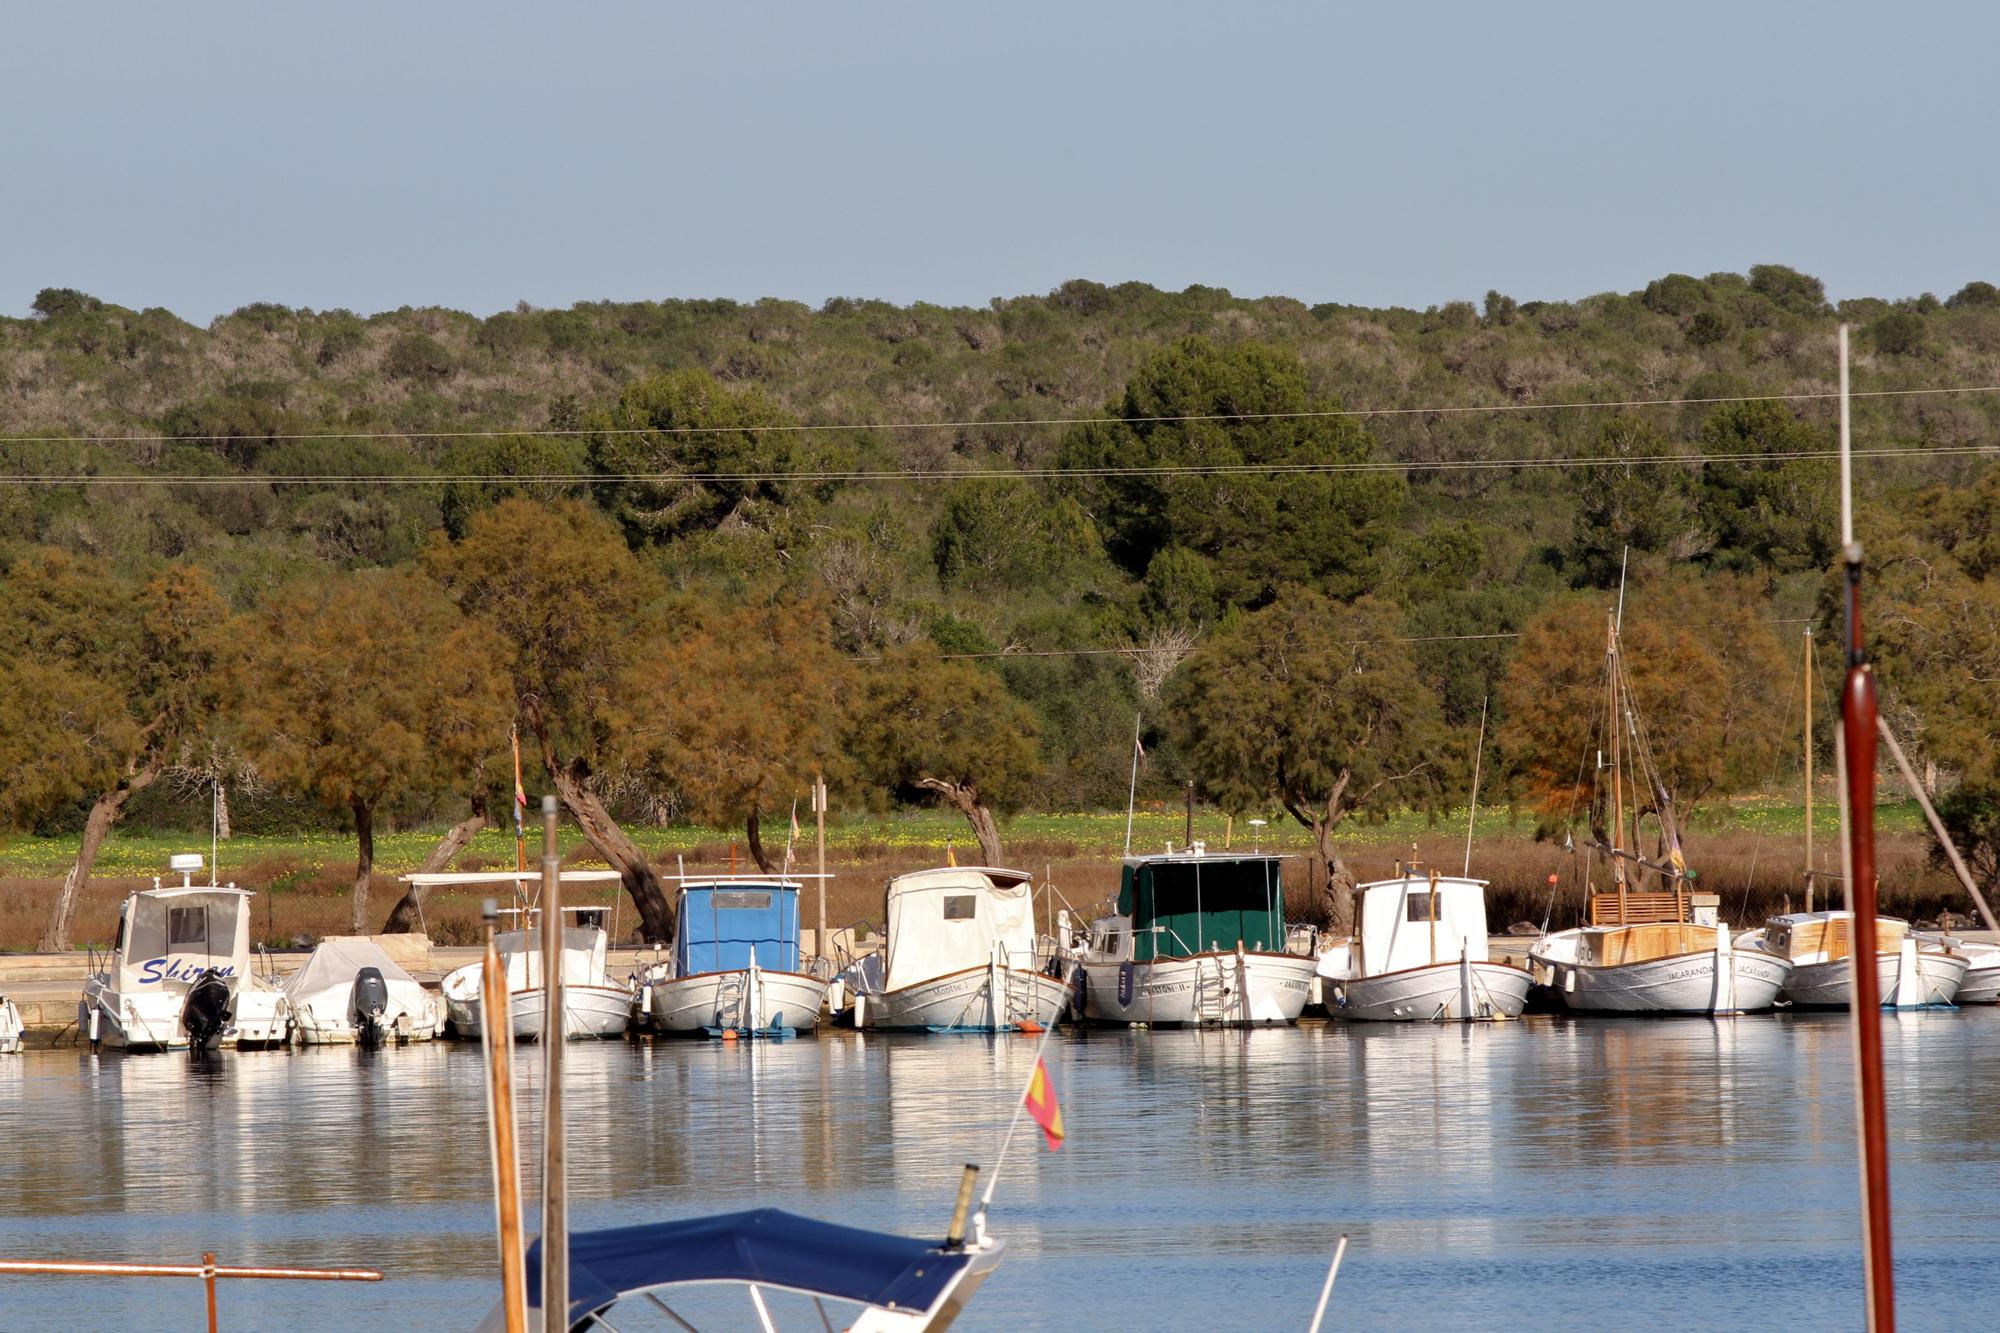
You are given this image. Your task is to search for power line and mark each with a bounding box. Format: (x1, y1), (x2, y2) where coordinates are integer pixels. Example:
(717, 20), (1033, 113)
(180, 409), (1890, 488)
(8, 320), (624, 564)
(2, 382), (1997, 448)
(0, 442), (1991, 487)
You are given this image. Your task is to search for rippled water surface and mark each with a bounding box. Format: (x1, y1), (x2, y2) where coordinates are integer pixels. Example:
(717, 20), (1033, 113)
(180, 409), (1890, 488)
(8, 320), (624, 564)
(1, 1011), (1997, 1330)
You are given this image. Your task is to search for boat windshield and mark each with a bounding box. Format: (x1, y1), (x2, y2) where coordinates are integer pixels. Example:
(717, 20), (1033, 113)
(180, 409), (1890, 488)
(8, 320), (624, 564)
(1120, 858), (1284, 960)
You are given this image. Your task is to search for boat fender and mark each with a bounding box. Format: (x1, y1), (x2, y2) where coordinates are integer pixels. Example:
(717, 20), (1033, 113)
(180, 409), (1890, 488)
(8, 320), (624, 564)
(1071, 969), (1089, 1011)
(1118, 963), (1135, 1007)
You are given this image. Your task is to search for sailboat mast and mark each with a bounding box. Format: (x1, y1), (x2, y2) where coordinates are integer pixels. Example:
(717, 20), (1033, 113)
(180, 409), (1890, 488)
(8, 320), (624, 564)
(1803, 628), (1816, 913)
(1836, 322), (1895, 1331)
(1607, 612), (1628, 922)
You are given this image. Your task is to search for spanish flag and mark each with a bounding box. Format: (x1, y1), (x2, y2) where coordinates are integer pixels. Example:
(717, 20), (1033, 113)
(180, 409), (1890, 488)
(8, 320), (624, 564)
(1024, 1057), (1064, 1150)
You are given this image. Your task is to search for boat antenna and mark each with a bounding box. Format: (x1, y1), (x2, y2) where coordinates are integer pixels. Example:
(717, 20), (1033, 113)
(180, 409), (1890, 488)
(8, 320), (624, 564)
(538, 795), (569, 1332)
(1835, 322), (1895, 1332)
(1804, 626), (1816, 913)
(1614, 544), (1629, 634)
(211, 777), (220, 887)
(1462, 695), (1489, 877)
(1122, 712), (1143, 858)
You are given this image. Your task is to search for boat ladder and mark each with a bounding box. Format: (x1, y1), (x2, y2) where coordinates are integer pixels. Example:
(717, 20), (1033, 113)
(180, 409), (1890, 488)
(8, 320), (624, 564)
(1194, 958), (1229, 1024)
(714, 973), (746, 1031)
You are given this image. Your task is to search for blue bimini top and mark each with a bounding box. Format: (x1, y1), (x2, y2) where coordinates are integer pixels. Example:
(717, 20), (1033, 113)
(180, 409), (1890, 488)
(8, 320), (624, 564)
(525, 1208), (975, 1325)
(676, 882), (802, 974)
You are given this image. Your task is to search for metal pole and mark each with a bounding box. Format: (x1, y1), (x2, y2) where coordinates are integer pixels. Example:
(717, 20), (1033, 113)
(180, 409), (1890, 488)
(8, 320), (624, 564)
(204, 1252), (218, 1333)
(539, 796), (567, 1333)
(482, 900), (528, 1333)
(1122, 713), (1142, 857)
(1184, 780), (1194, 847)
(1306, 1234), (1349, 1333)
(1463, 695), (1489, 877)
(1837, 322), (1895, 1333)
(1804, 627), (1816, 913)
(815, 773), (827, 961)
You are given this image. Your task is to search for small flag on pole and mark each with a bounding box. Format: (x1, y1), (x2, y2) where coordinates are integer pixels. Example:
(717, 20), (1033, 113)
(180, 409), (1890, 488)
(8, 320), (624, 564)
(1024, 1057), (1064, 1150)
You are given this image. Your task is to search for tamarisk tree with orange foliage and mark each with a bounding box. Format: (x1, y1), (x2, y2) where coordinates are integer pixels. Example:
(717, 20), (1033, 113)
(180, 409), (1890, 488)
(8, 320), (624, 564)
(0, 551), (234, 951)
(614, 597), (854, 874)
(1499, 572), (1791, 850)
(240, 569), (512, 934)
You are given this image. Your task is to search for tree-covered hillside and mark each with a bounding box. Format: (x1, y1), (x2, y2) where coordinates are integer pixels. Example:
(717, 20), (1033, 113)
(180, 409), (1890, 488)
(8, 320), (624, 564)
(4, 267), (1998, 934)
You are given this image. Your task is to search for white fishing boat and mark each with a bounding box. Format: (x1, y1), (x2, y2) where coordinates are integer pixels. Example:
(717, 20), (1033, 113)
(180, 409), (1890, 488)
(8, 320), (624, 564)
(78, 855), (288, 1052)
(1743, 912), (1967, 1008)
(427, 869), (632, 1041)
(640, 876), (831, 1037)
(1943, 938), (2000, 1004)
(281, 935), (445, 1045)
(0, 994), (21, 1054)
(1318, 869), (1532, 1021)
(1077, 846), (1316, 1027)
(1529, 915), (1792, 1014)
(847, 866), (1068, 1033)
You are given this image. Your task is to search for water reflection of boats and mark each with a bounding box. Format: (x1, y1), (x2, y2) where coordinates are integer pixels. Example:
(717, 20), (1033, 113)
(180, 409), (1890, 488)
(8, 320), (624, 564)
(281, 936), (445, 1045)
(848, 867), (1067, 1033)
(1745, 912), (1966, 1009)
(1078, 848), (1315, 1027)
(79, 855), (288, 1052)
(642, 876), (831, 1037)
(1317, 870), (1531, 1021)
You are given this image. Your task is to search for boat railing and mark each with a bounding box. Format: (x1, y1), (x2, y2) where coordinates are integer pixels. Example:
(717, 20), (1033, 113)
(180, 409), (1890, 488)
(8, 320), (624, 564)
(0, 1253), (383, 1331)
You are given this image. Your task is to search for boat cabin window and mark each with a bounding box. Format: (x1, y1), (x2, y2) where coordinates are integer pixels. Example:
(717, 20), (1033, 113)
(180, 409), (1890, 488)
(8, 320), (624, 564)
(168, 906), (207, 947)
(942, 895), (978, 921)
(711, 891), (773, 911)
(1405, 892), (1439, 923)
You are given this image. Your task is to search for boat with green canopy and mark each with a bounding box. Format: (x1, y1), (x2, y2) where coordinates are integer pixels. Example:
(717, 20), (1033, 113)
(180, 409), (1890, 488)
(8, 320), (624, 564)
(1076, 845), (1316, 1026)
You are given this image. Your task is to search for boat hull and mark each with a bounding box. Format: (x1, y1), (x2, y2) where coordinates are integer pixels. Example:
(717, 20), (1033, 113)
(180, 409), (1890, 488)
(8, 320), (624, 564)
(79, 976), (291, 1051)
(862, 965), (1070, 1033)
(1956, 952), (2000, 1005)
(1079, 951), (1315, 1027)
(1331, 960), (1533, 1022)
(1785, 949), (1968, 1008)
(289, 988), (445, 1045)
(0, 998), (21, 1054)
(451, 982), (633, 1040)
(1541, 949), (1791, 1014)
(650, 968), (829, 1036)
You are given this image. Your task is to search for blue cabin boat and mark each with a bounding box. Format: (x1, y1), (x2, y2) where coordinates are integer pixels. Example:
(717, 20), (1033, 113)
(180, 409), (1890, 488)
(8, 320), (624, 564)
(640, 878), (832, 1037)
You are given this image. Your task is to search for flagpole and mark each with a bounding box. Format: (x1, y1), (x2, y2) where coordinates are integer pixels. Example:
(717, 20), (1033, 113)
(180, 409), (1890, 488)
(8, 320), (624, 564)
(977, 965), (1075, 1217)
(511, 724), (527, 877)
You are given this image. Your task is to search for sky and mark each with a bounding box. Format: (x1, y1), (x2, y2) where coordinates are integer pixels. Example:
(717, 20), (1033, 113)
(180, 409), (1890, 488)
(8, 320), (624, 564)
(3, 3), (1995, 324)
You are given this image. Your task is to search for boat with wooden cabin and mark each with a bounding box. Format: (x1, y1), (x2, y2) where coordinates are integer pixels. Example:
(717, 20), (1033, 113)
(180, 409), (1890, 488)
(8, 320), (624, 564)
(1741, 912), (1967, 1008)
(1317, 867), (1532, 1021)
(846, 866), (1069, 1033)
(1077, 846), (1316, 1026)
(78, 855), (289, 1051)
(640, 876), (833, 1037)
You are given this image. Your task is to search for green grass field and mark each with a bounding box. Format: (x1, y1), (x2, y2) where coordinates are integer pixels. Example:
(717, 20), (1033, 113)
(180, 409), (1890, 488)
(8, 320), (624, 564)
(0, 796), (1925, 878)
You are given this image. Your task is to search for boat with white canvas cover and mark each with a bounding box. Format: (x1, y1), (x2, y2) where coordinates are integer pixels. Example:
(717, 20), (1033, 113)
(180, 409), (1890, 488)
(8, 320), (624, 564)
(640, 876), (832, 1037)
(847, 866), (1068, 1033)
(281, 935), (445, 1044)
(1077, 846), (1316, 1027)
(430, 869), (633, 1041)
(79, 855), (288, 1051)
(1317, 869), (1532, 1021)
(1742, 912), (1967, 1008)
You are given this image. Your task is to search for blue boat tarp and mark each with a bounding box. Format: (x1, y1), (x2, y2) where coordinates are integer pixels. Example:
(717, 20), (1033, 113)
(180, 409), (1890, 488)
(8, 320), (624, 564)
(525, 1208), (973, 1324)
(676, 883), (801, 974)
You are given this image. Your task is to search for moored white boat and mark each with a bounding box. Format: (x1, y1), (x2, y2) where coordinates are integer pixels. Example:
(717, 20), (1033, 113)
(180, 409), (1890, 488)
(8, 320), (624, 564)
(1318, 871), (1531, 1021)
(1751, 912), (1966, 1008)
(426, 869), (633, 1041)
(1529, 921), (1792, 1014)
(1078, 847), (1315, 1027)
(281, 935), (445, 1045)
(1945, 939), (2000, 1004)
(79, 855), (290, 1052)
(641, 877), (831, 1037)
(850, 866), (1068, 1033)
(0, 995), (21, 1053)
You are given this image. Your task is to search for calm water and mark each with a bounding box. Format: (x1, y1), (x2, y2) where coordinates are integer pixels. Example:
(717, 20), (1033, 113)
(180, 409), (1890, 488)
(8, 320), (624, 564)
(1, 1012), (1997, 1330)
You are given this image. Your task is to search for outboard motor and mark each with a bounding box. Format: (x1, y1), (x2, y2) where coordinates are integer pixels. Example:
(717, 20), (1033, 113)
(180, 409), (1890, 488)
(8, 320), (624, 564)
(181, 969), (235, 1052)
(351, 967), (391, 1047)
